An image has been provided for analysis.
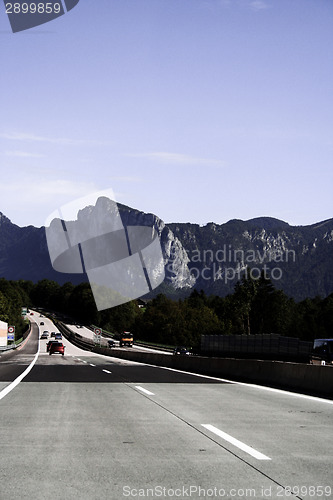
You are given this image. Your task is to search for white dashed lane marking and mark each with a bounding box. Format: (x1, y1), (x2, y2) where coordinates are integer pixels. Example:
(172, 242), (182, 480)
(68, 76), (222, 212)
(202, 424), (271, 461)
(135, 386), (155, 396)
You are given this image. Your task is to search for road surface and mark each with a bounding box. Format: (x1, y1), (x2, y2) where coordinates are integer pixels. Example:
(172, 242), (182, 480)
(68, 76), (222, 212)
(0, 314), (332, 500)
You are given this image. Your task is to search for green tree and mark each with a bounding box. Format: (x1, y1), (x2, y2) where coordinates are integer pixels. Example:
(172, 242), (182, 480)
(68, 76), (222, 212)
(290, 297), (322, 340)
(318, 293), (333, 338)
(135, 294), (183, 344)
(182, 302), (221, 348)
(231, 272), (258, 334)
(0, 291), (11, 323)
(99, 300), (139, 333)
(68, 282), (97, 324)
(0, 279), (29, 339)
(207, 294), (233, 335)
(55, 282), (75, 313)
(250, 272), (291, 334)
(31, 279), (61, 309)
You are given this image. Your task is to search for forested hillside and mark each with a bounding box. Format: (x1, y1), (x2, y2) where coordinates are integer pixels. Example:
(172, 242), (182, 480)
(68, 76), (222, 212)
(2, 275), (331, 350)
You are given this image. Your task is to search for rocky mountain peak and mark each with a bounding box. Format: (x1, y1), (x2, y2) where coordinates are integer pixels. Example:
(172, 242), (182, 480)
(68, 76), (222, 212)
(0, 212), (13, 226)
(0, 206), (332, 301)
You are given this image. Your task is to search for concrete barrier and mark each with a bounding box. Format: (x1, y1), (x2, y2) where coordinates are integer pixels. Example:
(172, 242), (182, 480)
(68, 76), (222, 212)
(93, 347), (333, 399)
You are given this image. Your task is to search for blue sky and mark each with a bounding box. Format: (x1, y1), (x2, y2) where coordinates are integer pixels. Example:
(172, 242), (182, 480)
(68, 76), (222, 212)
(1, 0), (332, 228)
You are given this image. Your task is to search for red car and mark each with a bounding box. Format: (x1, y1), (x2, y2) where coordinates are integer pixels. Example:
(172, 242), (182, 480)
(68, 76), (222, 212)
(49, 342), (65, 356)
(46, 340), (58, 352)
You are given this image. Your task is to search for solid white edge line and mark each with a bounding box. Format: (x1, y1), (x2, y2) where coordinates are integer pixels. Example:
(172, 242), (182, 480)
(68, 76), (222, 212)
(135, 386), (155, 396)
(202, 424), (271, 461)
(58, 335), (332, 405)
(144, 364), (333, 405)
(0, 336), (40, 402)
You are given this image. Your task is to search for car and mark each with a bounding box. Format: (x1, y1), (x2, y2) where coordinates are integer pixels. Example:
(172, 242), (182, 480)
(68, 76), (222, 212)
(173, 346), (190, 356)
(49, 342), (65, 356)
(40, 331), (49, 339)
(50, 332), (56, 338)
(107, 339), (116, 348)
(40, 322), (44, 326)
(312, 339), (333, 365)
(54, 333), (62, 340)
(46, 340), (58, 352)
(30, 312), (34, 315)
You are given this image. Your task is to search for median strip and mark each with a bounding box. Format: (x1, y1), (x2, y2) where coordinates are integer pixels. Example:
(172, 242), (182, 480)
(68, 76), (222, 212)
(201, 424), (271, 461)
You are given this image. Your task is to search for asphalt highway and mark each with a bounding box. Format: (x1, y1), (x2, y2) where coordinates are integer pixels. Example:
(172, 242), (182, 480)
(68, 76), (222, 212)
(0, 314), (332, 500)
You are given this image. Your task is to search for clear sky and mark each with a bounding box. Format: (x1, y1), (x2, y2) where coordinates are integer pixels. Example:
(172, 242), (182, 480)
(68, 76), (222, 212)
(1, 0), (332, 228)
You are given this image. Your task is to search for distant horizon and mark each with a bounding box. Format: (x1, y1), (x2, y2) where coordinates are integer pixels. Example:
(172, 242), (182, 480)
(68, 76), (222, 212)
(1, 205), (331, 230)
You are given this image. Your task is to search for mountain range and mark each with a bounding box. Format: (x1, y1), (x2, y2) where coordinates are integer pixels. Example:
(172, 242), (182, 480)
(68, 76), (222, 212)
(0, 200), (332, 301)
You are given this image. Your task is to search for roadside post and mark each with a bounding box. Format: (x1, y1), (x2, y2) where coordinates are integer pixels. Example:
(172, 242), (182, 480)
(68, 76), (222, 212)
(93, 327), (102, 345)
(7, 326), (15, 343)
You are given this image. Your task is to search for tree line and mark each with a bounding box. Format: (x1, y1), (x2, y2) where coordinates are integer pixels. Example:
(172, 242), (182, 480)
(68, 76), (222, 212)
(0, 273), (332, 348)
(0, 278), (30, 340)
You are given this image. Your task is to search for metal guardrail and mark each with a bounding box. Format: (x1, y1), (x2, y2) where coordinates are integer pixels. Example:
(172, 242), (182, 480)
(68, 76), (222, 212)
(89, 324), (175, 352)
(59, 323), (130, 355)
(90, 324), (114, 339)
(56, 322), (99, 351)
(57, 321), (169, 354)
(0, 344), (18, 352)
(133, 340), (174, 352)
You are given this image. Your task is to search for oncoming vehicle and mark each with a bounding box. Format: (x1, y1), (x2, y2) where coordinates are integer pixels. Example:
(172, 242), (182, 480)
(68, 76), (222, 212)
(49, 342), (65, 356)
(312, 339), (333, 365)
(173, 346), (190, 356)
